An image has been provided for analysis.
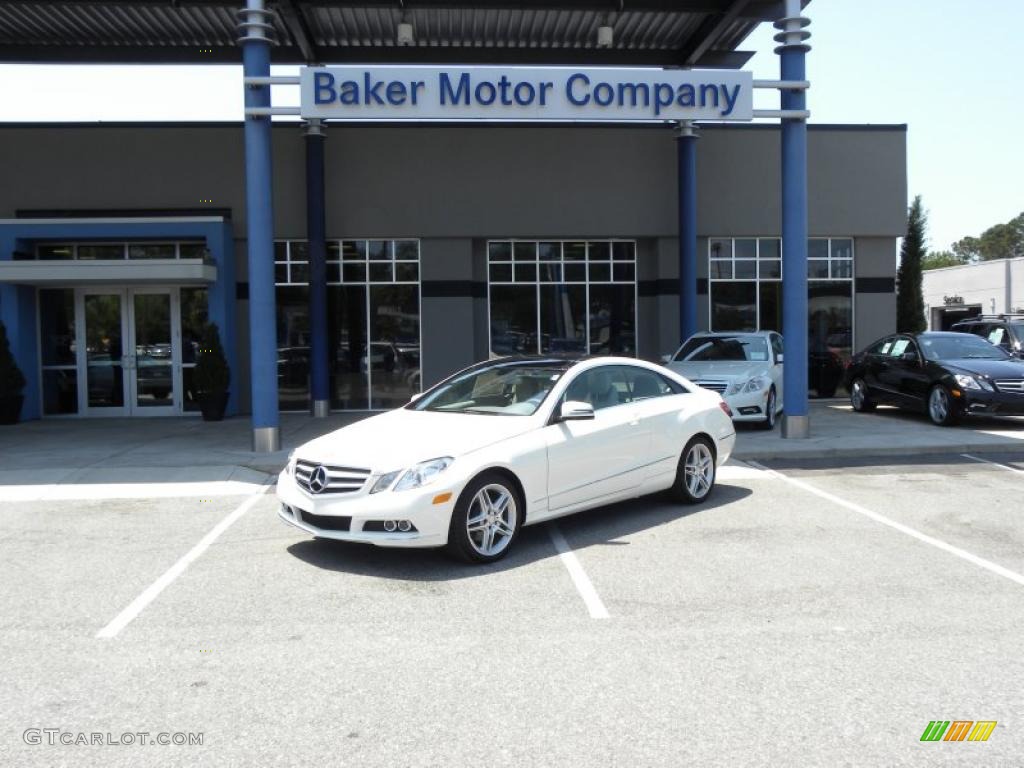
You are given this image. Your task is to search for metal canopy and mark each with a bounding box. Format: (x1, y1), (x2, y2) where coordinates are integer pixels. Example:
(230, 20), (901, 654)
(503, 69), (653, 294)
(0, 1), (798, 67)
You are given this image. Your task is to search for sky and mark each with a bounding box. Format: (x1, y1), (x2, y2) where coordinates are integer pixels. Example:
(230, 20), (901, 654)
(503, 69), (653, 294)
(0, 0), (1021, 253)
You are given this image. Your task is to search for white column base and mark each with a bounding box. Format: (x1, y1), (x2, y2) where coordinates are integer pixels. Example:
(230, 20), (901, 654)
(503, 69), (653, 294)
(252, 426), (280, 453)
(781, 414), (810, 439)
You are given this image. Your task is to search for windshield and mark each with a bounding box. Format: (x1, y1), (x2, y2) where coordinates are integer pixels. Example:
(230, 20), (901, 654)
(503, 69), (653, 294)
(920, 335), (1012, 361)
(411, 361), (567, 416)
(1012, 323), (1024, 342)
(674, 336), (770, 363)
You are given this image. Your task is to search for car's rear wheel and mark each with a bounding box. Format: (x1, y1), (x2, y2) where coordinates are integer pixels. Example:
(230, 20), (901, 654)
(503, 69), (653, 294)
(758, 387), (778, 430)
(671, 436), (716, 504)
(850, 378), (875, 412)
(446, 472), (521, 564)
(928, 384), (959, 426)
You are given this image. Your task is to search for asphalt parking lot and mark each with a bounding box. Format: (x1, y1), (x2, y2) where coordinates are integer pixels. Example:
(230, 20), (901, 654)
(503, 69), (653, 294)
(1, 451), (1023, 767)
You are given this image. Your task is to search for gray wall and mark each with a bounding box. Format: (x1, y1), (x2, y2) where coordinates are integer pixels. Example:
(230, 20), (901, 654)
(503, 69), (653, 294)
(0, 122), (906, 406)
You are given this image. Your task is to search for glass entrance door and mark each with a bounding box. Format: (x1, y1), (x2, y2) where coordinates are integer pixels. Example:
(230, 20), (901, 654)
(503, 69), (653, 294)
(76, 287), (181, 416)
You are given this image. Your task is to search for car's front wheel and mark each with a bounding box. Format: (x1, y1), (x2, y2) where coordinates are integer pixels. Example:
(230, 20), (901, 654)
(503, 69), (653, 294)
(850, 378), (875, 412)
(758, 387), (778, 430)
(446, 472), (521, 564)
(928, 384), (959, 426)
(671, 436), (716, 504)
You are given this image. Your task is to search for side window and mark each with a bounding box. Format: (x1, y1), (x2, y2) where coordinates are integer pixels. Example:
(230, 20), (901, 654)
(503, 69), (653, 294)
(888, 338), (910, 357)
(770, 334), (784, 362)
(561, 367), (630, 411)
(987, 325), (1009, 348)
(623, 367), (683, 401)
(868, 336), (893, 355)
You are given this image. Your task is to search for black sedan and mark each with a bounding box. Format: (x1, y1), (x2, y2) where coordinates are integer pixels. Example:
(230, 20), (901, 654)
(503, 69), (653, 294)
(843, 332), (1024, 426)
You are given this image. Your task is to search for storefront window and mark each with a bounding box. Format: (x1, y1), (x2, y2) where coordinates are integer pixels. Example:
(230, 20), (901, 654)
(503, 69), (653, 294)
(274, 239), (421, 411)
(708, 237), (854, 395)
(38, 288), (78, 415)
(179, 288), (209, 412)
(488, 240), (637, 357)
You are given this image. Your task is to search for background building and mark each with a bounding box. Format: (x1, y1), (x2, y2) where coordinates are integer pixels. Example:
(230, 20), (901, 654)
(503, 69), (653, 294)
(923, 257), (1024, 330)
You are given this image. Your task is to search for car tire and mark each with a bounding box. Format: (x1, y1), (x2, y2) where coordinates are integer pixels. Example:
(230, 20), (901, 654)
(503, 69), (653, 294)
(670, 435), (717, 505)
(927, 384), (959, 427)
(850, 378), (875, 412)
(758, 387), (778, 430)
(445, 471), (522, 564)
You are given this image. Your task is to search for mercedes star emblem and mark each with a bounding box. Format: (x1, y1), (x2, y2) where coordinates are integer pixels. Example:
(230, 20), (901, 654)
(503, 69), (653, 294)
(308, 465), (328, 494)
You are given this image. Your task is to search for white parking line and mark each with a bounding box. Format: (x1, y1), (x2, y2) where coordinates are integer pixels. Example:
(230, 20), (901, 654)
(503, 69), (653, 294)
(96, 483), (272, 639)
(747, 461), (1024, 588)
(962, 453), (1024, 475)
(547, 524), (610, 619)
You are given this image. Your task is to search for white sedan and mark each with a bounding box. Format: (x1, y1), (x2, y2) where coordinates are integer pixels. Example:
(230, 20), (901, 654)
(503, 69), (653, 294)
(665, 332), (784, 430)
(277, 356), (736, 563)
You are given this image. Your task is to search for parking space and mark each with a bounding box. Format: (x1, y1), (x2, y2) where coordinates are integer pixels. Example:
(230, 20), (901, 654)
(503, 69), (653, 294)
(1, 454), (1022, 766)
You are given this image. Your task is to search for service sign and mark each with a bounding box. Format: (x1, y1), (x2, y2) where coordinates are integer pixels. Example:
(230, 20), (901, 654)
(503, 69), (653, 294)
(300, 66), (753, 122)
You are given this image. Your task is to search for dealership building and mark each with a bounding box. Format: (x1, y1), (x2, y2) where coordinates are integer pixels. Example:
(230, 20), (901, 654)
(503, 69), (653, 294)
(0, 1), (906, 447)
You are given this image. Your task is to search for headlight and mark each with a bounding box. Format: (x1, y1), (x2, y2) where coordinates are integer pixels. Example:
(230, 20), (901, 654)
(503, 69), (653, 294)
(393, 457), (454, 491)
(729, 376), (769, 395)
(369, 470), (402, 494)
(954, 374), (993, 391)
(285, 452), (297, 476)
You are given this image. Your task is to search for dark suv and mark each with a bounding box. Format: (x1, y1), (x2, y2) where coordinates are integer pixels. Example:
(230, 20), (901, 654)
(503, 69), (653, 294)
(951, 314), (1024, 359)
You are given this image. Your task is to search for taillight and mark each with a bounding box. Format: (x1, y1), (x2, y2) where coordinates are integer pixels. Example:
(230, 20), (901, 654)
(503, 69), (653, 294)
(718, 401), (733, 418)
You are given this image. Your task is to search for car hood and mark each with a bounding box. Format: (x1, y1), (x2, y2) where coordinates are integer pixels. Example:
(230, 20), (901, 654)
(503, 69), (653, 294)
(940, 358), (1024, 378)
(292, 408), (539, 472)
(668, 360), (769, 381)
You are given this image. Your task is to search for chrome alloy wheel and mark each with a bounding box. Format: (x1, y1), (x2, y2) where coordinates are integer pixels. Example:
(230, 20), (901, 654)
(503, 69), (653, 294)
(851, 379), (866, 410)
(684, 442), (715, 499)
(465, 484), (517, 557)
(929, 386), (949, 424)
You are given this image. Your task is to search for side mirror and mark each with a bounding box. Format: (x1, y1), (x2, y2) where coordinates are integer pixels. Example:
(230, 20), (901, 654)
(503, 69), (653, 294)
(559, 400), (595, 422)
(660, 354), (672, 364)
(776, 353), (784, 364)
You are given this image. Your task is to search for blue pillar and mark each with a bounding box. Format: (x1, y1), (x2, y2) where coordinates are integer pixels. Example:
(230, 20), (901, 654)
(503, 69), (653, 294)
(305, 120), (330, 418)
(676, 121), (699, 345)
(240, 1), (280, 451)
(776, 2), (811, 438)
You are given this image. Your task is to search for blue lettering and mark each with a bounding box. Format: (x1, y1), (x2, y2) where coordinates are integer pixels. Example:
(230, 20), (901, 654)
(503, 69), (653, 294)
(513, 81), (535, 106)
(677, 83), (696, 107)
(439, 72), (471, 105)
(699, 83), (720, 109)
(410, 81), (425, 105)
(566, 73), (590, 106)
(364, 72), (385, 105)
(617, 82), (650, 108)
(592, 82), (614, 106)
(720, 84), (741, 116)
(475, 80), (497, 106)
(539, 82), (553, 105)
(386, 81), (407, 105)
(339, 81), (359, 105)
(313, 71), (336, 104)
(654, 83), (674, 116)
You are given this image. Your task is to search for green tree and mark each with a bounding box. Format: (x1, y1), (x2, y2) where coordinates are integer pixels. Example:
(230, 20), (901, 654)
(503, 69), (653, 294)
(921, 250), (963, 270)
(896, 196), (927, 334)
(951, 212), (1024, 262)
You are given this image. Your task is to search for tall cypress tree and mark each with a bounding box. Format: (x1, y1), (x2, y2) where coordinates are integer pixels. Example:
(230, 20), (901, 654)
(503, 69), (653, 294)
(896, 196), (927, 333)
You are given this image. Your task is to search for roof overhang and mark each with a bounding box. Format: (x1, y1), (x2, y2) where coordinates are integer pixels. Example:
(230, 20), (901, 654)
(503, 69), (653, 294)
(0, 259), (217, 286)
(0, 1), (808, 68)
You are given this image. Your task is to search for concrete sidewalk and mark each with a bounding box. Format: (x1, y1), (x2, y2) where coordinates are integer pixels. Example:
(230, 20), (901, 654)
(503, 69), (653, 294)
(0, 403), (1021, 486)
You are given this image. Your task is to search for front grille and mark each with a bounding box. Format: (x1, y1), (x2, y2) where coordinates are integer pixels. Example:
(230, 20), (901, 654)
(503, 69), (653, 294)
(295, 459), (371, 495)
(299, 510), (352, 531)
(694, 380), (728, 394)
(994, 378), (1024, 394)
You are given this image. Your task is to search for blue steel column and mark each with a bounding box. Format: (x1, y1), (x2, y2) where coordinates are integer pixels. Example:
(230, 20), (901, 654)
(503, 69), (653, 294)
(776, 0), (811, 439)
(676, 121), (699, 345)
(305, 119), (330, 418)
(239, 0), (280, 452)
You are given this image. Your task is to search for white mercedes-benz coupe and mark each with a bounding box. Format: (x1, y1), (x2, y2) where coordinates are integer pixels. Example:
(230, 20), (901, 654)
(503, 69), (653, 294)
(278, 356), (736, 563)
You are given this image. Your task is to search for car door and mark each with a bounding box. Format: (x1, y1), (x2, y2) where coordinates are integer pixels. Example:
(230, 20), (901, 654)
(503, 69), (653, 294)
(890, 337), (931, 407)
(618, 366), (695, 485)
(862, 336), (894, 400)
(544, 366), (651, 512)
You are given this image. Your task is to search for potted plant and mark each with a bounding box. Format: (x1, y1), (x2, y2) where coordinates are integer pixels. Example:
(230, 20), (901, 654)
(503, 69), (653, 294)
(0, 322), (26, 425)
(193, 322), (230, 422)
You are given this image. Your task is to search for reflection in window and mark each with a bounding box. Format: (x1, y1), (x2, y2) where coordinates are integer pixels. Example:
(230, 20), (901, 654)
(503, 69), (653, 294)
(276, 286), (311, 412)
(540, 285), (586, 354)
(711, 282), (757, 332)
(369, 285), (420, 409)
(331, 285), (368, 410)
(180, 288), (209, 412)
(490, 286), (537, 356)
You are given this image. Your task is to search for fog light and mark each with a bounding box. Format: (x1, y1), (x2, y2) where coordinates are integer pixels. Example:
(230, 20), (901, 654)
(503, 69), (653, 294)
(397, 520), (412, 532)
(383, 520), (397, 532)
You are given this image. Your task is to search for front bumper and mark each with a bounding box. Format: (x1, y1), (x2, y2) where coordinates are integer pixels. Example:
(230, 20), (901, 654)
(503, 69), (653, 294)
(723, 388), (774, 422)
(957, 389), (1024, 416)
(276, 470), (453, 548)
